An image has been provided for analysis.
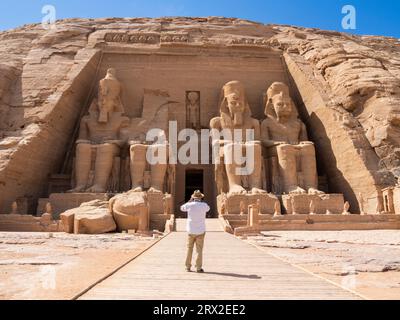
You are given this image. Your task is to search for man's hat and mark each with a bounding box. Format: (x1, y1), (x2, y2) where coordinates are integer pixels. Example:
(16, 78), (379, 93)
(192, 190), (204, 199)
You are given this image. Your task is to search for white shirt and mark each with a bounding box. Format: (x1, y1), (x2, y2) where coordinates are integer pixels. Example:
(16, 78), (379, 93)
(180, 200), (210, 235)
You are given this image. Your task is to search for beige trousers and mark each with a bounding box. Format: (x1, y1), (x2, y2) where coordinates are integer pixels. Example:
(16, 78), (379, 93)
(185, 233), (206, 270)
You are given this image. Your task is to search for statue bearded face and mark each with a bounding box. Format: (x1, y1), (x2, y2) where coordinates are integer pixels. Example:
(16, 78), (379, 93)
(98, 101), (114, 123)
(226, 91), (246, 126)
(272, 93), (293, 120)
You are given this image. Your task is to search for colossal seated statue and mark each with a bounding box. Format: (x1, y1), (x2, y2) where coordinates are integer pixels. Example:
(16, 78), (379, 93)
(210, 80), (265, 196)
(261, 82), (323, 195)
(68, 68), (129, 193)
(124, 89), (172, 194)
(129, 135), (169, 194)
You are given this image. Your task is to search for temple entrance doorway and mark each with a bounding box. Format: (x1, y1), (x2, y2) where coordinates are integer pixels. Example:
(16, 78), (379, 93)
(185, 169), (204, 202)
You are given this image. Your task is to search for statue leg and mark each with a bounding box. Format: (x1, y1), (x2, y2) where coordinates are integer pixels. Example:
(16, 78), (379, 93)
(246, 142), (265, 194)
(68, 143), (92, 193)
(276, 144), (306, 194)
(300, 143), (323, 194)
(87, 143), (119, 193)
(224, 142), (246, 195)
(149, 144), (168, 193)
(130, 144), (147, 192)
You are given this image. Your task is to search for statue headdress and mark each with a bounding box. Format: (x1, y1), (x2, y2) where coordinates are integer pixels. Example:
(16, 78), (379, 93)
(219, 81), (252, 127)
(264, 82), (298, 119)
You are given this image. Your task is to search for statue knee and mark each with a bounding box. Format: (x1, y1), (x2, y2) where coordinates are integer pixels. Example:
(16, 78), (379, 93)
(276, 144), (294, 153)
(99, 143), (119, 155)
(300, 143), (316, 156)
(130, 144), (147, 152)
(76, 143), (91, 155)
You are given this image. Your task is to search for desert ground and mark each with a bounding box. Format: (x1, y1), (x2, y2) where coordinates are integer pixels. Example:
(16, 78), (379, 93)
(0, 230), (399, 300)
(244, 230), (400, 300)
(0, 232), (158, 299)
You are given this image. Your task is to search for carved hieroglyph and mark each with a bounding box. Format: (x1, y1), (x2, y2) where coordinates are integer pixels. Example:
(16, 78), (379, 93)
(210, 81), (266, 196)
(69, 68), (129, 193)
(261, 82), (323, 195)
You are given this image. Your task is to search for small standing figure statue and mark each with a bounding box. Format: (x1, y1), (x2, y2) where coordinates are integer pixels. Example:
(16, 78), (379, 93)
(10, 201), (18, 215)
(186, 91), (200, 130)
(273, 200), (281, 217)
(309, 200), (316, 215)
(291, 197), (298, 215)
(240, 201), (246, 216)
(342, 202), (351, 215)
(358, 192), (366, 216)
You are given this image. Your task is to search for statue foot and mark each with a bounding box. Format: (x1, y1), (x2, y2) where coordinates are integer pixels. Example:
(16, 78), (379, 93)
(86, 185), (106, 193)
(130, 186), (143, 193)
(228, 185), (247, 196)
(250, 187), (267, 195)
(67, 185), (87, 193)
(148, 187), (163, 194)
(308, 188), (325, 195)
(288, 186), (307, 195)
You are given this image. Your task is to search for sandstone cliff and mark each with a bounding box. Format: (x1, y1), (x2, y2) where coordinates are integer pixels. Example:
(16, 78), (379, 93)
(0, 17), (398, 214)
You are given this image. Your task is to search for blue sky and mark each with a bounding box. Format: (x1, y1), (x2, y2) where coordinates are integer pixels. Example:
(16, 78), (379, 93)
(0, 0), (399, 37)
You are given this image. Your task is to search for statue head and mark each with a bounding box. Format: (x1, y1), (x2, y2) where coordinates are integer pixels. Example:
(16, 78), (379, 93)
(92, 68), (124, 122)
(187, 92), (199, 104)
(105, 68), (117, 79)
(265, 82), (298, 121)
(219, 81), (251, 127)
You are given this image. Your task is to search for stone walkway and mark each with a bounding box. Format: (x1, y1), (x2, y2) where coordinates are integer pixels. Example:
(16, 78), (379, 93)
(80, 220), (362, 300)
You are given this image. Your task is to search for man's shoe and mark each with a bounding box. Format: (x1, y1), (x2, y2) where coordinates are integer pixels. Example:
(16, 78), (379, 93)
(186, 267), (191, 272)
(196, 269), (205, 273)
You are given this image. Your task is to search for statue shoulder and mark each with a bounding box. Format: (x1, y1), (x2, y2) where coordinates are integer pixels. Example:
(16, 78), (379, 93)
(80, 115), (91, 124)
(251, 117), (261, 129)
(261, 116), (275, 127)
(210, 117), (222, 130)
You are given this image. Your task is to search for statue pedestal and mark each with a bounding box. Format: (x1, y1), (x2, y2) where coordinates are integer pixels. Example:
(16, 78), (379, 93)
(217, 193), (279, 215)
(147, 192), (173, 215)
(37, 193), (110, 218)
(282, 194), (344, 215)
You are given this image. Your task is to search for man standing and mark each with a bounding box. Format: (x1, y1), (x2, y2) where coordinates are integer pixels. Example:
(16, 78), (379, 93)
(181, 190), (210, 273)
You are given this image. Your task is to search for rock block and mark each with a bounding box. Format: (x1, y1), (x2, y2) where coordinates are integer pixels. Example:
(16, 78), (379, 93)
(282, 194), (344, 215)
(217, 193), (279, 215)
(110, 191), (149, 232)
(37, 193), (110, 218)
(60, 200), (116, 234)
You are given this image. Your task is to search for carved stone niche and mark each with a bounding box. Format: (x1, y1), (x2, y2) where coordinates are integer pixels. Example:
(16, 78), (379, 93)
(186, 91), (200, 130)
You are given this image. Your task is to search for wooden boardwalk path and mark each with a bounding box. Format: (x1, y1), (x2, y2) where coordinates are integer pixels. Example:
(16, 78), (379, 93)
(80, 220), (362, 300)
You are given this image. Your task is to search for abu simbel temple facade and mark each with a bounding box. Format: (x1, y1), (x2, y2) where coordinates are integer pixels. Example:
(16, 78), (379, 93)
(0, 17), (400, 235)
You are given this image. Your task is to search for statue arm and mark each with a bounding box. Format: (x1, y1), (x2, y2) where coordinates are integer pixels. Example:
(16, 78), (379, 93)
(260, 120), (277, 148)
(252, 119), (261, 141)
(299, 122), (309, 142)
(76, 117), (90, 143)
(210, 117), (221, 130)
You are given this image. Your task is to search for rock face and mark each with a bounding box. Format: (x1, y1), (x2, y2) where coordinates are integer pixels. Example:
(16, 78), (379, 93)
(60, 200), (116, 234)
(0, 17), (399, 215)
